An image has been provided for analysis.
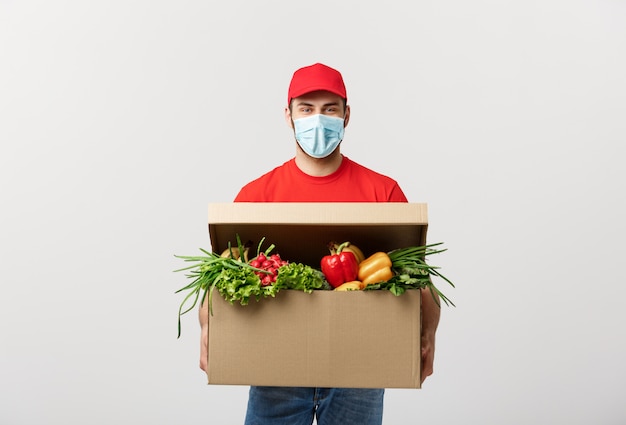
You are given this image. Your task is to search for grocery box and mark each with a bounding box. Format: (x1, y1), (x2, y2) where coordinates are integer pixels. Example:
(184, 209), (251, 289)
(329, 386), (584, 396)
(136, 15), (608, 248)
(205, 202), (428, 389)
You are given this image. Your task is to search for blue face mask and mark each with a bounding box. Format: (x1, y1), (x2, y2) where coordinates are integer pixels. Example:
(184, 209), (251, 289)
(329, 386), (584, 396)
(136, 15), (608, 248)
(293, 114), (345, 159)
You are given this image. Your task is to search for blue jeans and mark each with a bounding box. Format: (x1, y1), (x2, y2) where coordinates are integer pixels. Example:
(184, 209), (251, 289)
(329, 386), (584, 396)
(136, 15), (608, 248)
(244, 386), (384, 425)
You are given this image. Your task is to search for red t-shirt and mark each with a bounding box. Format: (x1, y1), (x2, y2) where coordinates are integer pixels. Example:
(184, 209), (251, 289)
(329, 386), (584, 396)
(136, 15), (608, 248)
(234, 156), (408, 202)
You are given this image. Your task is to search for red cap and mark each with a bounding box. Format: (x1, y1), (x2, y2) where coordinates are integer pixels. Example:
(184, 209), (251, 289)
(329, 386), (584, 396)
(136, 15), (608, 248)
(287, 63), (347, 105)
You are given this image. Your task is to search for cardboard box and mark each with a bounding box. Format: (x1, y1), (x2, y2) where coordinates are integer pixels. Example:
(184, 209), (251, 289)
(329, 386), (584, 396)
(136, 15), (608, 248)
(205, 202), (428, 389)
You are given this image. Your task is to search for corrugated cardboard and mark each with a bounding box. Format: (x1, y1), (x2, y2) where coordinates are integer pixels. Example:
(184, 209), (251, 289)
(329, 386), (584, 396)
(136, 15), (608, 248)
(208, 203), (428, 266)
(205, 202), (428, 389)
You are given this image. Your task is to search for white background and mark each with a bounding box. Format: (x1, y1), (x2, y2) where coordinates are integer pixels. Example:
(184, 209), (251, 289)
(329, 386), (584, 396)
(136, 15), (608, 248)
(1, 1), (625, 424)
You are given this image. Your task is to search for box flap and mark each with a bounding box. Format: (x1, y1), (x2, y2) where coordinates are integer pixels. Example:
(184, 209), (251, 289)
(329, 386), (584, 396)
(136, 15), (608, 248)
(208, 203), (428, 266)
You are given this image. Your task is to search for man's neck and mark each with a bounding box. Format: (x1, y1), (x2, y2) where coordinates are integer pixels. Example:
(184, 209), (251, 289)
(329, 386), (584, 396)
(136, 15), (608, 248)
(294, 149), (343, 177)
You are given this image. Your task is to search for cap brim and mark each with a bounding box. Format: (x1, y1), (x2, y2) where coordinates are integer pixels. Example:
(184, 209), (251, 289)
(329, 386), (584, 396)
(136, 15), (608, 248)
(289, 85), (347, 103)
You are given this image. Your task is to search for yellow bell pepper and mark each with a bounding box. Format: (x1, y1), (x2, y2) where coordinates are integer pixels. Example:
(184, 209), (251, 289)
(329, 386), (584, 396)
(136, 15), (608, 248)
(358, 252), (393, 286)
(332, 241), (365, 264)
(333, 280), (365, 291)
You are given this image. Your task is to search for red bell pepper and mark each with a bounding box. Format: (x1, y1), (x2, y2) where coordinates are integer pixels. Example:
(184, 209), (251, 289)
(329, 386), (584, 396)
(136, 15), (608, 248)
(320, 241), (359, 288)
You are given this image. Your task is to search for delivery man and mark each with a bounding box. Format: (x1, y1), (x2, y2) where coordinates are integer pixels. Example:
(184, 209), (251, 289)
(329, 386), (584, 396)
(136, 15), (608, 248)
(199, 62), (441, 425)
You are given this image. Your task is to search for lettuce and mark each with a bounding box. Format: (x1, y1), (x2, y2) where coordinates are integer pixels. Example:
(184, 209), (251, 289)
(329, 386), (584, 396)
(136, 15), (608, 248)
(275, 263), (330, 292)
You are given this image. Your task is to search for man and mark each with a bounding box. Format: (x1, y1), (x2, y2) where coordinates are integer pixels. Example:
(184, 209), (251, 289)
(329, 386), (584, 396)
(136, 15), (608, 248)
(199, 63), (441, 425)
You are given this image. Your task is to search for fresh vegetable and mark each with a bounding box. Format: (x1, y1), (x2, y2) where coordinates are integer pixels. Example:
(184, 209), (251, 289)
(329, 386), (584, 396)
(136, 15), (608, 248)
(174, 236), (277, 337)
(320, 241), (359, 288)
(357, 251), (394, 287)
(365, 243), (456, 307)
(212, 265), (276, 306)
(175, 235), (332, 338)
(275, 262), (330, 292)
(174, 254), (258, 337)
(220, 245), (250, 262)
(331, 241), (365, 264)
(248, 241), (289, 286)
(333, 280), (364, 291)
(175, 236), (456, 339)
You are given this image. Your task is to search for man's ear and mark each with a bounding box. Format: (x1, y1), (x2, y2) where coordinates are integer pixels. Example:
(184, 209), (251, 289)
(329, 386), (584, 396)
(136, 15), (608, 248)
(285, 107), (294, 129)
(343, 105), (351, 128)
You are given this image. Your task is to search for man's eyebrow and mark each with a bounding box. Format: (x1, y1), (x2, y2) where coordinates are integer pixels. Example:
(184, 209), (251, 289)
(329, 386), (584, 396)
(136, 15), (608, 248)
(295, 101), (340, 107)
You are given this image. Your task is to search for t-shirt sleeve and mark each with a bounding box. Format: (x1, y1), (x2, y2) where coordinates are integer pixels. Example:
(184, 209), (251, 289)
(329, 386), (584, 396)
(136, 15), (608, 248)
(233, 184), (255, 202)
(233, 173), (271, 202)
(388, 183), (409, 202)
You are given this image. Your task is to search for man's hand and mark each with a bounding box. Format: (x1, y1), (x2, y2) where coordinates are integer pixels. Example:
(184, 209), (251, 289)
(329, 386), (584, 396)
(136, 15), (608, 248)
(421, 330), (435, 384)
(420, 287), (441, 385)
